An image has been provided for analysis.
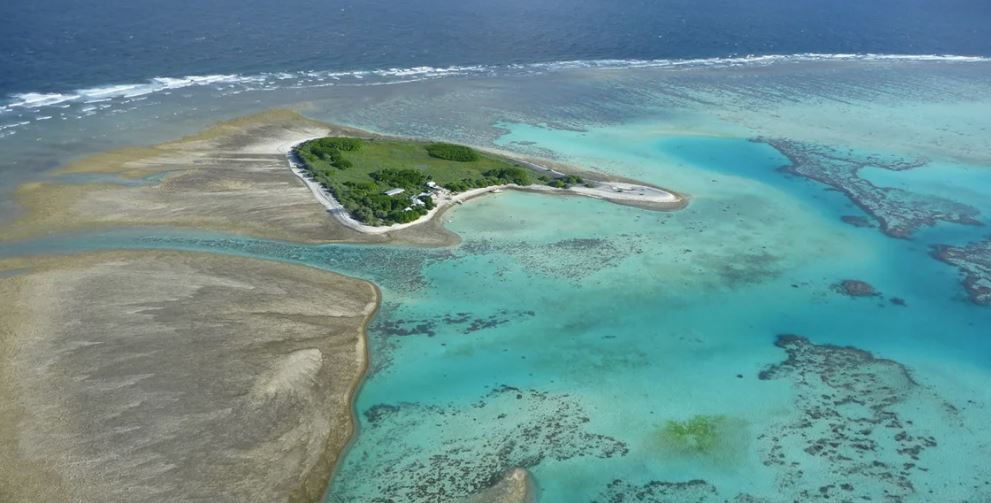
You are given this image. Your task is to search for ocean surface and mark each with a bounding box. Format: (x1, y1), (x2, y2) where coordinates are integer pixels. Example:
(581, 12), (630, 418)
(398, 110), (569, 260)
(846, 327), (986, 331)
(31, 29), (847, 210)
(3, 0), (991, 97)
(3, 4), (991, 500)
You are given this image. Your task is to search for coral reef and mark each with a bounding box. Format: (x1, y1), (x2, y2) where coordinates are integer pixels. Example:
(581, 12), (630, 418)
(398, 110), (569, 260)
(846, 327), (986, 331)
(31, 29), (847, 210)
(329, 385), (628, 502)
(933, 238), (991, 306)
(375, 308), (537, 337)
(757, 334), (956, 502)
(766, 139), (981, 239)
(832, 279), (879, 297)
(595, 479), (718, 503)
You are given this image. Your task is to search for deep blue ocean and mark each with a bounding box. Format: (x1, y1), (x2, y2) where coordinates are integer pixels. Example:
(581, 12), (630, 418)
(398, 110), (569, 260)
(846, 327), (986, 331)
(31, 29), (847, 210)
(2, 0), (990, 97)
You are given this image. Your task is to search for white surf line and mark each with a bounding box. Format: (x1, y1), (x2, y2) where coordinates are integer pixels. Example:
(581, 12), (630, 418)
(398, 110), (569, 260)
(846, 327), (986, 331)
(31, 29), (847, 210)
(7, 53), (990, 114)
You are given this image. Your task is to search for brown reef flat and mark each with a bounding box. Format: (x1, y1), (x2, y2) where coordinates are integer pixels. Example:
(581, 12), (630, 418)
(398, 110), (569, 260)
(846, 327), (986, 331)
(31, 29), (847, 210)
(0, 251), (378, 503)
(0, 109), (458, 247)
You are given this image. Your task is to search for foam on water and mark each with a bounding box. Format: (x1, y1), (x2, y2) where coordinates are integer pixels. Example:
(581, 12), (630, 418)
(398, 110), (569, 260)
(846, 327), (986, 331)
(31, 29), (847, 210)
(4, 53), (989, 117)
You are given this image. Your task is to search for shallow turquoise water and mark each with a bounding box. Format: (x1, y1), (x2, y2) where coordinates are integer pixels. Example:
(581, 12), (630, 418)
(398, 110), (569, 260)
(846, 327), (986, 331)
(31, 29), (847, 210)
(326, 123), (991, 501)
(2, 61), (991, 501)
(7, 128), (988, 501)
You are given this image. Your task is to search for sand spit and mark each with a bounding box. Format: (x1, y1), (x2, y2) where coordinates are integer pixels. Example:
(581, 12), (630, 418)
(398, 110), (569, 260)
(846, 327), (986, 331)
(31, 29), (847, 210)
(0, 251), (378, 503)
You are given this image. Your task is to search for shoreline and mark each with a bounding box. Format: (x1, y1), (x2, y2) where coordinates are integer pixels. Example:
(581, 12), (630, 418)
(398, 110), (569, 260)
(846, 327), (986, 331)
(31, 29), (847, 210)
(319, 280), (380, 502)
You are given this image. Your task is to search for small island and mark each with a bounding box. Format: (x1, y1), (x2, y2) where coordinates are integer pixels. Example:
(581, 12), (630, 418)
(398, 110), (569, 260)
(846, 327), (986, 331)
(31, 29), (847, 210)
(294, 137), (584, 226)
(292, 136), (682, 229)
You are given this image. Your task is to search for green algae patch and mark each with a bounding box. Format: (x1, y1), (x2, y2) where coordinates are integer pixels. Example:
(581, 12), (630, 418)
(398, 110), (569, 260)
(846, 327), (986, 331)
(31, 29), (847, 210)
(653, 415), (749, 467)
(662, 415), (725, 453)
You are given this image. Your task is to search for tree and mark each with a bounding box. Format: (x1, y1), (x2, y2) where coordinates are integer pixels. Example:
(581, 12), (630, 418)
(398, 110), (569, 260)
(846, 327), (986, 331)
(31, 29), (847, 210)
(425, 143), (480, 162)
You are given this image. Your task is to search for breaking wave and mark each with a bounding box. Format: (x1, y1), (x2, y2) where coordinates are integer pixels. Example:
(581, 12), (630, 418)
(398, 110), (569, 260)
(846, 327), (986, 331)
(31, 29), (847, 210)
(2, 53), (989, 115)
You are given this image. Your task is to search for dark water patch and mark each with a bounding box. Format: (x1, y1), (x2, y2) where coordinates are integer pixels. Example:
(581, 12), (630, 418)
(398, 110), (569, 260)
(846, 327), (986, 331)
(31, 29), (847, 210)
(841, 215), (876, 228)
(710, 250), (781, 288)
(375, 317), (438, 338)
(364, 302), (403, 376)
(374, 308), (537, 338)
(0, 229), (457, 294)
(831, 279), (880, 298)
(460, 236), (638, 282)
(595, 479), (723, 503)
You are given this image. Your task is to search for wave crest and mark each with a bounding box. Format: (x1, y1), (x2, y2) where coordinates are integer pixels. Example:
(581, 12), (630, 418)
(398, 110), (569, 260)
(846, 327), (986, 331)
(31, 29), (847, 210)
(3, 53), (989, 114)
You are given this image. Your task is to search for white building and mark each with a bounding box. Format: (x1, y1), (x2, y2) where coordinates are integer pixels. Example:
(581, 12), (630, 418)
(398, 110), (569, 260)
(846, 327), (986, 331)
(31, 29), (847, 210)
(384, 188), (405, 196)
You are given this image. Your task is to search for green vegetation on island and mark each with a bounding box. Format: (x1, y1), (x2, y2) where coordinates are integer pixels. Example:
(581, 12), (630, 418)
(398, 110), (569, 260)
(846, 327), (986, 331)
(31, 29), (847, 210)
(296, 136), (593, 226)
(425, 142), (481, 162)
(295, 137), (568, 226)
(543, 174), (585, 189)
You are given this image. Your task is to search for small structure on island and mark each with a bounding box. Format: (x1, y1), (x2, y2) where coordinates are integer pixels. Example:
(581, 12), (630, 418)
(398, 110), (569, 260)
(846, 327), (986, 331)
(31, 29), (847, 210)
(384, 188), (405, 196)
(426, 181), (440, 191)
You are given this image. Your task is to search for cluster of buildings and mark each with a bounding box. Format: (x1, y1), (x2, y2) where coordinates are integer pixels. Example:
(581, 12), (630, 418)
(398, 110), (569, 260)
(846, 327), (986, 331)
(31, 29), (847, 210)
(385, 180), (442, 212)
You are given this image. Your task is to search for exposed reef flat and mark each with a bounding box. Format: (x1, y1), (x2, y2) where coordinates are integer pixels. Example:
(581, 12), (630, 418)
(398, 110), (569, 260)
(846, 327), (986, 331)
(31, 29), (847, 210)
(933, 238), (991, 305)
(765, 139), (982, 239)
(0, 110), (457, 246)
(0, 251), (378, 502)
